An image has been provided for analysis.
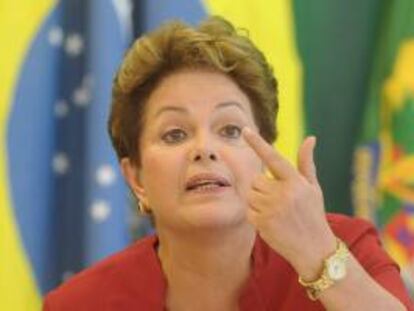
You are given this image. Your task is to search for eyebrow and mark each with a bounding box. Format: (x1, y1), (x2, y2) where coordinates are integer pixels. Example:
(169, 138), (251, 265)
(154, 101), (246, 119)
(216, 101), (246, 112)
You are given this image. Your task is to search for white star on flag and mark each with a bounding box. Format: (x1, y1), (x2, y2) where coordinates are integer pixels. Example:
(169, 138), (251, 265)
(90, 200), (112, 223)
(73, 86), (91, 107)
(65, 33), (84, 57)
(48, 26), (64, 47)
(52, 153), (70, 175)
(96, 165), (117, 187)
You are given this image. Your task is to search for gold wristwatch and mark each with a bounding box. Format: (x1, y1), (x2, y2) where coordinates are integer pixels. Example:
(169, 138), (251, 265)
(298, 238), (350, 300)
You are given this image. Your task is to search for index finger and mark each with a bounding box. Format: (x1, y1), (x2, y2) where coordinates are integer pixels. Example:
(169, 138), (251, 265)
(242, 127), (297, 180)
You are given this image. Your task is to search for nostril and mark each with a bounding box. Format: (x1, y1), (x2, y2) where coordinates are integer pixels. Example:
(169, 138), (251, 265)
(191, 150), (218, 162)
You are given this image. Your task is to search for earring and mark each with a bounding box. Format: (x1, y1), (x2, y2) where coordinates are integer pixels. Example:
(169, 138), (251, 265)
(138, 200), (151, 214)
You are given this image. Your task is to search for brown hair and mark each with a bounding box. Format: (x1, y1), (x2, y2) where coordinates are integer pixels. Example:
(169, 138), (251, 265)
(108, 16), (278, 164)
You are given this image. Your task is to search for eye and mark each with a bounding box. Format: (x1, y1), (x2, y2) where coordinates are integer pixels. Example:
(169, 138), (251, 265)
(161, 128), (187, 144)
(220, 124), (242, 139)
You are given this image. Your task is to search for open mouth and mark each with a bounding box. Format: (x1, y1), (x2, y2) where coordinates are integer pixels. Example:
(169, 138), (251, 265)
(185, 174), (231, 192)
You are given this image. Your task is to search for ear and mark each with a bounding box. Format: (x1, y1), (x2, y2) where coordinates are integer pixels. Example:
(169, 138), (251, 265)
(120, 157), (149, 206)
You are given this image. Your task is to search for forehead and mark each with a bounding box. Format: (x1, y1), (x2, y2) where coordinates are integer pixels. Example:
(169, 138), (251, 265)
(144, 69), (253, 118)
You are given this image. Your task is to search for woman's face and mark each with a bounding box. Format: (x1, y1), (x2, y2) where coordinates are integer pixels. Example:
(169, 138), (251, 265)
(126, 69), (263, 231)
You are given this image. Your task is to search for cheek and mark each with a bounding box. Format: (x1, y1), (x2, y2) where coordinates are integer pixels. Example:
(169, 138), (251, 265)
(141, 147), (184, 191)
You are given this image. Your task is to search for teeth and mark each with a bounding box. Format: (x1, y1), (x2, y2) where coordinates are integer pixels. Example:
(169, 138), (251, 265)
(192, 182), (217, 188)
(191, 183), (220, 191)
(188, 180), (219, 190)
(186, 176), (230, 192)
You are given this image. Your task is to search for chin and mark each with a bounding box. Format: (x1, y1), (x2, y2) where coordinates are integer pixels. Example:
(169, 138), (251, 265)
(179, 204), (246, 231)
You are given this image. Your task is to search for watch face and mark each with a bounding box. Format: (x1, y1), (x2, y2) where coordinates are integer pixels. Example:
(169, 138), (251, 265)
(327, 257), (347, 281)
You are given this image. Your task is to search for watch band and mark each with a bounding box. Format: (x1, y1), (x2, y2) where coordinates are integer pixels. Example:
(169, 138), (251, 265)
(298, 238), (350, 300)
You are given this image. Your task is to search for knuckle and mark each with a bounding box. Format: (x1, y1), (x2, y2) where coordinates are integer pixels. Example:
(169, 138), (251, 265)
(268, 157), (280, 169)
(246, 191), (255, 204)
(247, 190), (261, 205)
(252, 176), (263, 188)
(253, 175), (272, 190)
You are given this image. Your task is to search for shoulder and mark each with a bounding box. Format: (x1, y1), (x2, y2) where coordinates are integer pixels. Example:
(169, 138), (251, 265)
(327, 213), (414, 310)
(326, 212), (378, 245)
(325, 213), (396, 269)
(326, 213), (391, 269)
(43, 235), (160, 310)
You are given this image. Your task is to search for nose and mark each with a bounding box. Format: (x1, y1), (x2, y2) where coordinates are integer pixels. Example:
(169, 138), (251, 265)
(189, 132), (219, 163)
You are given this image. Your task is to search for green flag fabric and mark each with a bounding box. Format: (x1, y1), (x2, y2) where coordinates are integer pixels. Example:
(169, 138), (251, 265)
(353, 0), (414, 292)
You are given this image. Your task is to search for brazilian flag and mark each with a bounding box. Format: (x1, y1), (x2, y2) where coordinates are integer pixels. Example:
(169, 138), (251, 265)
(353, 0), (414, 292)
(0, 1), (132, 309)
(0, 2), (54, 309)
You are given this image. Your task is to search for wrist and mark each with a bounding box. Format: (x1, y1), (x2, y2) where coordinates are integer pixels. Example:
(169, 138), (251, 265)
(297, 237), (350, 300)
(293, 234), (337, 281)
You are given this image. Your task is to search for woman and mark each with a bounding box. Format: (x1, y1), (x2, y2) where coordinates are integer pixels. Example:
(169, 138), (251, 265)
(44, 16), (413, 310)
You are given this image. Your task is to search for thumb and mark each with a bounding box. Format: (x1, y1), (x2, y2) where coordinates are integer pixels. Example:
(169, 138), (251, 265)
(297, 136), (318, 184)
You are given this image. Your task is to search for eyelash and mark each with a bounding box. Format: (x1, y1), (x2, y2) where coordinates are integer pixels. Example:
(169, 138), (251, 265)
(161, 128), (187, 144)
(219, 124), (242, 139)
(161, 124), (242, 144)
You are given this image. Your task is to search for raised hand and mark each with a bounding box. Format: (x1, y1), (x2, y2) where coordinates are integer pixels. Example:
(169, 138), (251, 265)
(242, 127), (337, 279)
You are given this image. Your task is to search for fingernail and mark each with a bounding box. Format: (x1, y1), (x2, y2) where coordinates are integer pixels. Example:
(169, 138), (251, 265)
(311, 136), (317, 148)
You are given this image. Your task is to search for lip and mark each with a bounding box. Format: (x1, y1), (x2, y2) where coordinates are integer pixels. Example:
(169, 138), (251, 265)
(184, 172), (231, 192)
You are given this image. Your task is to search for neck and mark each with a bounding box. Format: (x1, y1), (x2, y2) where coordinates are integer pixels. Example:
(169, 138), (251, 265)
(158, 223), (256, 277)
(157, 223), (256, 310)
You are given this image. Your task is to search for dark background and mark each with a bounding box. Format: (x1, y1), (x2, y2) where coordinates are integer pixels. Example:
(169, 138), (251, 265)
(294, 0), (385, 214)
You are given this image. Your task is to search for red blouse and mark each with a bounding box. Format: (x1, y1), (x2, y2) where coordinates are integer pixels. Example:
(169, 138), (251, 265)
(44, 214), (414, 310)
